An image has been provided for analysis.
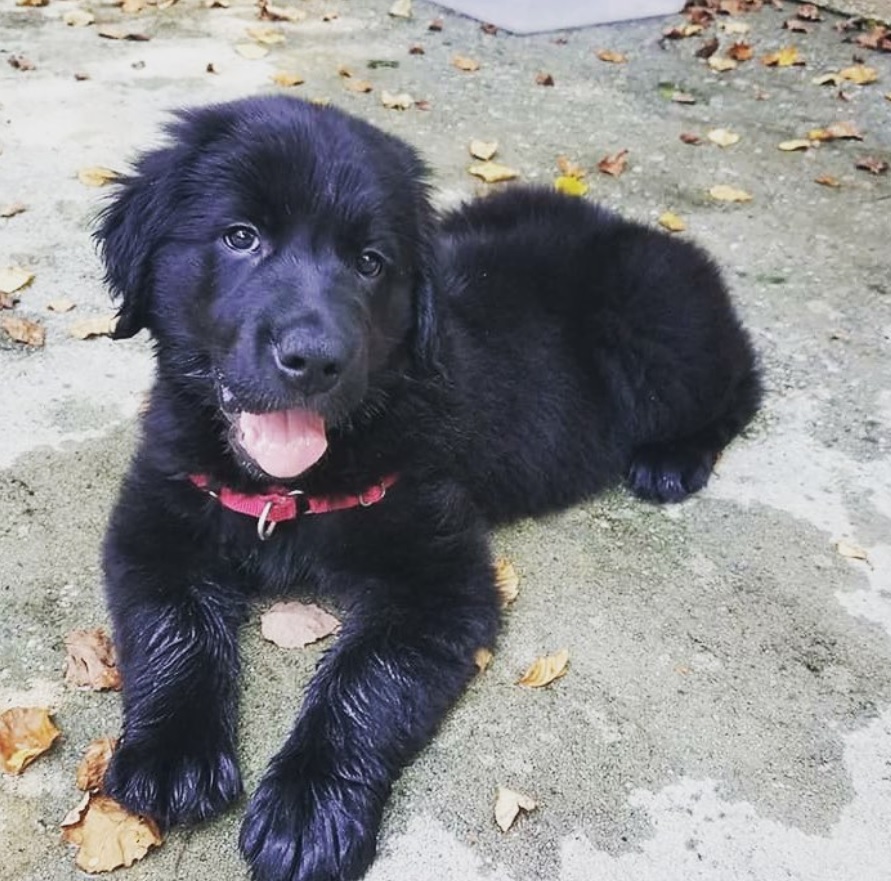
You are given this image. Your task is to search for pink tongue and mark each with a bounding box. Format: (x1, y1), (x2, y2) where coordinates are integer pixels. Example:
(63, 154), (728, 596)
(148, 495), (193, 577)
(237, 409), (328, 478)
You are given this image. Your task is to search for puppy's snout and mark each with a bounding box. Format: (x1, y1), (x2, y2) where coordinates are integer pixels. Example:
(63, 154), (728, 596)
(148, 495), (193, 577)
(273, 331), (345, 395)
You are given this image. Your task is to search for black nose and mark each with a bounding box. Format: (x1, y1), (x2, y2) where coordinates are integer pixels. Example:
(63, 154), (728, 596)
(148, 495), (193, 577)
(273, 333), (344, 396)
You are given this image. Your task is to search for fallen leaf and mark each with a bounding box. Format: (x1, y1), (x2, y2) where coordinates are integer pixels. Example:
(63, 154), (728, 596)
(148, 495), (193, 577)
(658, 211), (686, 232)
(807, 121), (862, 141)
(815, 174), (841, 187)
(535, 72), (555, 86)
(839, 65), (878, 85)
(556, 155), (586, 178)
(709, 184), (753, 202)
(0, 316), (45, 347)
(0, 707), (60, 774)
(8, 55), (36, 71)
(64, 9), (95, 27)
(1, 201), (27, 218)
(517, 648), (570, 687)
(494, 786), (537, 832)
(855, 156), (888, 175)
(597, 49), (627, 63)
(321, 11), (339, 22)
(380, 90), (414, 109)
(0, 265), (35, 295)
(671, 90), (697, 104)
(468, 162), (519, 183)
(663, 23), (704, 38)
(797, 3), (822, 20)
(47, 298), (76, 313)
(16, 0), (48, 5)
(64, 628), (122, 690)
(61, 794), (163, 873)
(708, 56), (738, 72)
(428, 17), (443, 31)
(77, 167), (119, 187)
(97, 27), (151, 41)
(474, 647), (493, 672)
(554, 176), (589, 196)
(260, 601), (341, 649)
(762, 46), (805, 67)
(61, 792), (92, 828)
(414, 99), (432, 111)
(206, 63), (218, 74)
(257, 1), (306, 22)
(778, 139), (811, 151)
(494, 558), (520, 605)
(812, 72), (842, 86)
(597, 149), (629, 177)
(343, 78), (373, 93)
(246, 26), (286, 45)
(235, 43), (270, 60)
(0, 294), (16, 310)
(721, 21), (750, 35)
(695, 37), (719, 60)
(835, 539), (868, 561)
(783, 19), (810, 33)
(271, 71), (305, 87)
(886, 93), (891, 101)
(409, 44), (425, 55)
(389, 0), (412, 18)
(480, 22), (498, 35)
(707, 127), (740, 147)
(680, 132), (702, 145)
(726, 41), (753, 62)
(855, 25), (891, 51)
(452, 54), (480, 72)
(76, 737), (117, 792)
(69, 315), (119, 341)
(469, 139), (498, 161)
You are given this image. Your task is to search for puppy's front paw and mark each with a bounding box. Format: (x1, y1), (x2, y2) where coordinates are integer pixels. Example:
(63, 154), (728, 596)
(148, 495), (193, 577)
(105, 734), (242, 827)
(240, 763), (384, 881)
(627, 443), (716, 503)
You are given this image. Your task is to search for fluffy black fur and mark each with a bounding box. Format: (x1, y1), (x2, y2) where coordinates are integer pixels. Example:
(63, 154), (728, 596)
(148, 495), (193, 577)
(96, 95), (761, 881)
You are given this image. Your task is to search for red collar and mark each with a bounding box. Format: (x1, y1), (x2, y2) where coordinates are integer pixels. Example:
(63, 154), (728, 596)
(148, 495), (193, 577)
(189, 473), (397, 540)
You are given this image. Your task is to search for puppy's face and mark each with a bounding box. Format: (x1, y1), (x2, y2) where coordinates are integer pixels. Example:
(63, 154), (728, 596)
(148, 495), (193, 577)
(98, 98), (436, 479)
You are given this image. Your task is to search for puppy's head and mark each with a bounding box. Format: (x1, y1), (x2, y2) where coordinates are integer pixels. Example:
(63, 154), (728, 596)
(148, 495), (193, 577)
(96, 96), (438, 479)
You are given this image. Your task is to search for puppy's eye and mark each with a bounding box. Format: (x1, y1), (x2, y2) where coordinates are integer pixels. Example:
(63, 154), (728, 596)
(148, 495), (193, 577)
(223, 225), (260, 253)
(356, 250), (384, 279)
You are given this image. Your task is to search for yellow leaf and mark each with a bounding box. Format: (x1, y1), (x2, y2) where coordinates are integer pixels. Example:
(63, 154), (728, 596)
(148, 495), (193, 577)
(381, 90), (414, 109)
(762, 46), (804, 67)
(556, 155), (586, 178)
(708, 56), (737, 72)
(707, 128), (740, 148)
(777, 139), (811, 151)
(709, 184), (753, 203)
(389, 0), (412, 17)
(246, 26), (286, 45)
(839, 65), (878, 85)
(69, 315), (119, 341)
(452, 54), (480, 72)
(0, 265), (35, 295)
(271, 71), (305, 87)
(468, 161), (519, 183)
(235, 43), (270, 60)
(658, 212), (686, 232)
(77, 167), (119, 187)
(555, 176), (589, 197)
(474, 647), (493, 672)
(835, 539), (869, 562)
(469, 139), (498, 161)
(0, 707), (60, 774)
(494, 557), (520, 605)
(494, 786), (537, 832)
(260, 601), (341, 649)
(517, 648), (569, 687)
(597, 49), (627, 63)
(64, 9), (95, 26)
(61, 794), (164, 873)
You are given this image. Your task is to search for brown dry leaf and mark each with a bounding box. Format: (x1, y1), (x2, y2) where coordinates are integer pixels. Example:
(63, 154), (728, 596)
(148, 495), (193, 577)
(856, 25), (891, 51)
(246, 26), (286, 45)
(708, 56), (737, 72)
(321, 10), (339, 22)
(235, 43), (270, 60)
(452, 54), (480, 72)
(709, 184), (753, 202)
(707, 128), (740, 147)
(389, 0), (412, 18)
(474, 647), (493, 673)
(62, 794), (163, 873)
(0, 707), (60, 774)
(835, 539), (869, 561)
(658, 212), (686, 232)
(47, 298), (76, 313)
(855, 156), (888, 175)
(409, 44), (425, 55)
(554, 176), (589, 197)
(258, 1), (307, 22)
(415, 99), (432, 111)
(0, 293), (17, 310)
(1, 201), (27, 218)
(680, 132), (702, 145)
(556, 155), (586, 178)
(695, 37), (719, 59)
(121, 0), (147, 11)
(597, 149), (629, 177)
(0, 265), (35, 295)
(839, 65), (878, 85)
(380, 90), (414, 110)
(663, 23), (704, 39)
(9, 55), (36, 71)
(469, 139), (498, 161)
(784, 19), (810, 33)
(428, 17), (444, 31)
(76, 737), (117, 792)
(727, 41), (753, 61)
(807, 121), (862, 141)
(69, 315), (119, 341)
(494, 558), (520, 605)
(778, 139), (811, 151)
(815, 174), (841, 187)
(468, 162), (519, 183)
(671, 90), (697, 104)
(597, 49), (627, 64)
(64, 628), (122, 690)
(271, 71), (305, 87)
(97, 26), (151, 41)
(344, 78), (373, 93)
(494, 786), (537, 832)
(517, 648), (570, 687)
(0, 316), (45, 347)
(535, 72), (555, 86)
(16, 0), (48, 5)
(260, 601), (341, 649)
(797, 3), (822, 20)
(762, 46), (805, 67)
(64, 9), (95, 27)
(77, 167), (119, 188)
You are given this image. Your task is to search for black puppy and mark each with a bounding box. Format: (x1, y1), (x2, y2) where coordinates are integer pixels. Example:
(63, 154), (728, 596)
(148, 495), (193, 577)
(96, 95), (760, 881)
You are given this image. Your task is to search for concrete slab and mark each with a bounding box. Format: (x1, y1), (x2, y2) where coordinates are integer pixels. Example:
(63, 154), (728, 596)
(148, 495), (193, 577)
(1, 1), (890, 880)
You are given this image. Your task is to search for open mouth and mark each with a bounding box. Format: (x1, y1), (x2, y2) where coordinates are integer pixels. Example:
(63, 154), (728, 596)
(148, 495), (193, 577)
(218, 384), (328, 480)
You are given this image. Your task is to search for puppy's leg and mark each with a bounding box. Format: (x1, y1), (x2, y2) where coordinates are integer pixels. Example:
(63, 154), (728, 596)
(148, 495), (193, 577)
(239, 525), (499, 881)
(103, 506), (246, 827)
